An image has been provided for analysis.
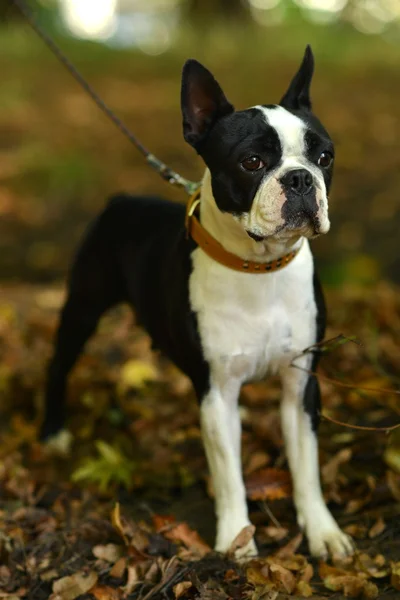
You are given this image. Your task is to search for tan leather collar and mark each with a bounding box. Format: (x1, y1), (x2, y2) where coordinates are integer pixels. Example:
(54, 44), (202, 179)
(185, 189), (301, 274)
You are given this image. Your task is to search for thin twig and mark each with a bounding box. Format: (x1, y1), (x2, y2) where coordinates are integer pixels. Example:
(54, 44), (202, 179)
(292, 362), (400, 396)
(321, 413), (400, 433)
(290, 334), (400, 433)
(261, 501), (282, 529)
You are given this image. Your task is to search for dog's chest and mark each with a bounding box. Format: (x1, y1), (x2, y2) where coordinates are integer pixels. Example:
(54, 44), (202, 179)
(189, 243), (316, 385)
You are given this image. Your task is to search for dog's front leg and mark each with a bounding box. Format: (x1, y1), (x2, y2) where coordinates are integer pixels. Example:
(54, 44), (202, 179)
(281, 366), (354, 559)
(200, 382), (256, 558)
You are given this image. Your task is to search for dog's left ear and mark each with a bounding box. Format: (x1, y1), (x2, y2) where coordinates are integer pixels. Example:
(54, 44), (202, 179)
(280, 45), (314, 111)
(181, 59), (234, 148)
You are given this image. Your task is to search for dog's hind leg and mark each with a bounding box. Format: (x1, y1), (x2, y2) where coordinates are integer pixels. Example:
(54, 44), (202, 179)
(200, 379), (257, 559)
(280, 365), (354, 559)
(40, 239), (122, 445)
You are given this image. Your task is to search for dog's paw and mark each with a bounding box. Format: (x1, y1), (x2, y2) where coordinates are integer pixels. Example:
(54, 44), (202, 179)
(297, 501), (355, 560)
(307, 524), (354, 560)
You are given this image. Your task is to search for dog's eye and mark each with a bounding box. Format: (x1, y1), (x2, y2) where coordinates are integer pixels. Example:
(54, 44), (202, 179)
(241, 156), (264, 171)
(318, 151), (333, 168)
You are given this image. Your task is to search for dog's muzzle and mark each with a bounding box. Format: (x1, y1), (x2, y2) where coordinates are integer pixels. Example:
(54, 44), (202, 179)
(280, 168), (322, 234)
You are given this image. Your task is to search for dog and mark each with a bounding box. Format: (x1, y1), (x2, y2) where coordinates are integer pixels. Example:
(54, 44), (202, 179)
(40, 46), (354, 560)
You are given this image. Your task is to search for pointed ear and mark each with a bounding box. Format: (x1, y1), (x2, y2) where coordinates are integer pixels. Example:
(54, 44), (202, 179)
(181, 59), (234, 148)
(280, 45), (314, 111)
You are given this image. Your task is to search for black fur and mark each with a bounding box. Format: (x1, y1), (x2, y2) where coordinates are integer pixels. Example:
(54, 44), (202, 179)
(303, 268), (327, 431)
(40, 196), (210, 440)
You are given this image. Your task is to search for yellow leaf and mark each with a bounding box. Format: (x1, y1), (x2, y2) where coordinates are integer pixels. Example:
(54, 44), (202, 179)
(50, 571), (98, 600)
(119, 360), (158, 392)
(173, 581), (193, 598)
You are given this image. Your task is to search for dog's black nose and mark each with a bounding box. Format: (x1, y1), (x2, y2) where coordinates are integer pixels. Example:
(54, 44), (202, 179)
(281, 169), (313, 195)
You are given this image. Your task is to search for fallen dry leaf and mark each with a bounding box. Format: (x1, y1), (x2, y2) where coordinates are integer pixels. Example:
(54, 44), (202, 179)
(91, 585), (121, 600)
(261, 526), (288, 542)
(356, 553), (390, 578)
(228, 525), (256, 555)
(153, 513), (176, 532)
(245, 468), (292, 501)
(295, 580), (313, 597)
(118, 359), (158, 393)
(173, 581), (193, 598)
(344, 523), (368, 539)
(111, 503), (148, 552)
(324, 574), (364, 597)
(368, 517), (386, 539)
(50, 571), (98, 600)
(244, 451), (271, 475)
(92, 543), (123, 563)
(322, 447), (352, 485)
(269, 563), (296, 594)
(110, 557), (127, 579)
(274, 533), (303, 558)
(163, 522), (211, 557)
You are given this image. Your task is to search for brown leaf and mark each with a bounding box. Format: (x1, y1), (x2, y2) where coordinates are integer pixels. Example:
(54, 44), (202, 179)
(362, 581), (379, 599)
(323, 574), (364, 596)
(228, 525), (256, 555)
(153, 514), (176, 532)
(164, 522), (211, 557)
(261, 526), (288, 542)
(368, 517), (386, 539)
(111, 503), (148, 552)
(173, 581), (193, 599)
(322, 448), (352, 485)
(92, 544), (123, 563)
(345, 497), (370, 514)
(295, 580), (313, 597)
(110, 557), (127, 579)
(299, 563), (314, 584)
(319, 562), (349, 580)
(50, 571), (98, 600)
(323, 571), (379, 599)
(91, 585), (121, 600)
(245, 468), (292, 501)
(269, 563), (296, 594)
(244, 451), (271, 475)
(246, 564), (270, 587)
(123, 565), (140, 595)
(356, 553), (390, 578)
(344, 523), (368, 539)
(274, 533), (303, 558)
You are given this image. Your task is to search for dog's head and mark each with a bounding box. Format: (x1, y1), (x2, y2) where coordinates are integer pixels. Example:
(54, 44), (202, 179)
(181, 46), (332, 241)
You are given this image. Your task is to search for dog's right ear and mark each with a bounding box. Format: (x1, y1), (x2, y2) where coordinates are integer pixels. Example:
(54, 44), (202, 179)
(181, 59), (234, 148)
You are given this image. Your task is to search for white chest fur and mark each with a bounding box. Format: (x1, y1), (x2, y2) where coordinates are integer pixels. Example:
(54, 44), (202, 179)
(189, 240), (317, 389)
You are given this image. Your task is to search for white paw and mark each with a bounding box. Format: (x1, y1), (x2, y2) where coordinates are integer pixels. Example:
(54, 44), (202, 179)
(300, 506), (355, 559)
(307, 524), (354, 560)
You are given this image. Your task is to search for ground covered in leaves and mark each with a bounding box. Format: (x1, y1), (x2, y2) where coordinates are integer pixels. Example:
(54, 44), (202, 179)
(0, 282), (400, 599)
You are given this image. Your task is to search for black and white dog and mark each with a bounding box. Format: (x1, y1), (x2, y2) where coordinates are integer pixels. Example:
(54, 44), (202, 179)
(41, 46), (354, 559)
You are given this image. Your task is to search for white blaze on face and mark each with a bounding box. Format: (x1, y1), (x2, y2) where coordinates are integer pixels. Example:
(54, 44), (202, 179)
(244, 105), (330, 238)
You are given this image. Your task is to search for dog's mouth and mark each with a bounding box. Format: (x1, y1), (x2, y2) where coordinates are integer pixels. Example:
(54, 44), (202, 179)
(246, 224), (286, 242)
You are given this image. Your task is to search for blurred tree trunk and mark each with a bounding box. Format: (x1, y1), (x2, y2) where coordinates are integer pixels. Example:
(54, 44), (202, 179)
(187, 0), (251, 22)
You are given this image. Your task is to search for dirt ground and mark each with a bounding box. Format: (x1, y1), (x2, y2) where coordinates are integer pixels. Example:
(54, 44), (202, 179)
(0, 282), (399, 599)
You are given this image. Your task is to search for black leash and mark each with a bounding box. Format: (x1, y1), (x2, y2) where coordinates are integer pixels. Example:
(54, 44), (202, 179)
(10, 0), (199, 196)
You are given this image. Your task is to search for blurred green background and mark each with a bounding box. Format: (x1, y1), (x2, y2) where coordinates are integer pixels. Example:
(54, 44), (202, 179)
(0, 0), (399, 285)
